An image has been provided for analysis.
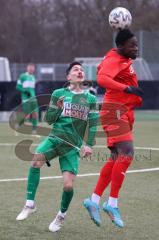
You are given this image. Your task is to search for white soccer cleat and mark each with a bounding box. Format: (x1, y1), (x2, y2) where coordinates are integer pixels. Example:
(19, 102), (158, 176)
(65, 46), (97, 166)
(49, 213), (65, 232)
(16, 206), (36, 221)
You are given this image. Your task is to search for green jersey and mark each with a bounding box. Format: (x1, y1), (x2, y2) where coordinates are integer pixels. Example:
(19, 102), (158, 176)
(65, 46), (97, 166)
(16, 72), (36, 101)
(45, 88), (98, 148)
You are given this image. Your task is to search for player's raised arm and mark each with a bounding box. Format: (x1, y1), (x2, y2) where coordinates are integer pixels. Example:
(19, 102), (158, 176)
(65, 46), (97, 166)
(44, 90), (64, 125)
(97, 61), (127, 91)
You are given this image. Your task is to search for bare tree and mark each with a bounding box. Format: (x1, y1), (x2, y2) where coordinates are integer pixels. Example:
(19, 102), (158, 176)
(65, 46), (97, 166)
(0, 0), (159, 62)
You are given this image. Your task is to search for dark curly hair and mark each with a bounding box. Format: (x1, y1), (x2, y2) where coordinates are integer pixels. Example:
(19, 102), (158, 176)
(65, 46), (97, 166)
(115, 29), (134, 47)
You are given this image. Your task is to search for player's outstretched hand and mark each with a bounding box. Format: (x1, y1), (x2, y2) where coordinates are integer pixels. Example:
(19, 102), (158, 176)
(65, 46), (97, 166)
(124, 86), (144, 97)
(82, 145), (92, 158)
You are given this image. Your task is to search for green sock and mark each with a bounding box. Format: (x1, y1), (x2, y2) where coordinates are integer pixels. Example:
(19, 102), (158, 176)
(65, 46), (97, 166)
(26, 167), (40, 200)
(31, 118), (38, 130)
(60, 189), (74, 213)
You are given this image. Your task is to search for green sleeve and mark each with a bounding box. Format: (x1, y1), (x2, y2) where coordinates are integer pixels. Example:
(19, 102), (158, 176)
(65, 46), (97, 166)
(86, 95), (99, 147)
(44, 89), (64, 125)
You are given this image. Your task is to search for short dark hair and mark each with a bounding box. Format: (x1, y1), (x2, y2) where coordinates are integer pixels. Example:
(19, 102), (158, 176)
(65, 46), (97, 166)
(66, 61), (82, 75)
(115, 29), (134, 47)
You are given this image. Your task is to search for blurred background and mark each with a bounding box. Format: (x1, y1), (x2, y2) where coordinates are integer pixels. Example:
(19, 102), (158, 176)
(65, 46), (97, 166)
(0, 2), (159, 239)
(0, 0), (159, 117)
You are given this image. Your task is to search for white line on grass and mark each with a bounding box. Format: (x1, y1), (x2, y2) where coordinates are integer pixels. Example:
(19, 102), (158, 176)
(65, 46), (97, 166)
(0, 143), (38, 147)
(96, 146), (159, 151)
(0, 167), (159, 183)
(0, 143), (159, 151)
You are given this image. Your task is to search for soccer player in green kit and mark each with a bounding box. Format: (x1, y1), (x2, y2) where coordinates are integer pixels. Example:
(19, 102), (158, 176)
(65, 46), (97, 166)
(16, 62), (98, 233)
(16, 63), (38, 134)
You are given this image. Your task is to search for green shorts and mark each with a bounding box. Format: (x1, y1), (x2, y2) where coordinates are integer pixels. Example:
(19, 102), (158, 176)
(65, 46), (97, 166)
(22, 99), (38, 114)
(36, 136), (80, 175)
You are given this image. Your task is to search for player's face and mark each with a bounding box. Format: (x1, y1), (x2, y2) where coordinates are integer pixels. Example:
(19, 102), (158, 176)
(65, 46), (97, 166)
(67, 65), (85, 83)
(27, 65), (35, 74)
(120, 36), (138, 59)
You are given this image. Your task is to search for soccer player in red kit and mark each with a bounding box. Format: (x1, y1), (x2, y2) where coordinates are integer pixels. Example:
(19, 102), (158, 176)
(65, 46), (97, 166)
(84, 29), (143, 228)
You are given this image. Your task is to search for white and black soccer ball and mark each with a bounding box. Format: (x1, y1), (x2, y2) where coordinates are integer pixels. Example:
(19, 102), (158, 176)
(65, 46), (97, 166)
(109, 7), (132, 30)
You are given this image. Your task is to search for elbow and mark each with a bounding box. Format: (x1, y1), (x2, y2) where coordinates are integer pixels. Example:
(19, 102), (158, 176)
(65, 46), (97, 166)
(44, 114), (53, 125)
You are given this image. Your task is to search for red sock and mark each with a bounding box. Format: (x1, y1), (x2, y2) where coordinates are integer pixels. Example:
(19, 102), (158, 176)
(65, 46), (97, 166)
(110, 155), (133, 198)
(94, 158), (115, 196)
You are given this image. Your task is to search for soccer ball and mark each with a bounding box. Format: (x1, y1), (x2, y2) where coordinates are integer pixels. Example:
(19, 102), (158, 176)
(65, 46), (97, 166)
(109, 7), (132, 30)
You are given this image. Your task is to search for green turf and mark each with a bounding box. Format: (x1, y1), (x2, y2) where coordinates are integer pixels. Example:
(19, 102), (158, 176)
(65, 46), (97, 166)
(0, 111), (159, 240)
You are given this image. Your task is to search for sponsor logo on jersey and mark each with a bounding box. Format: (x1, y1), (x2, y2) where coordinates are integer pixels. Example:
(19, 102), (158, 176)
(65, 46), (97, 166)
(62, 102), (89, 120)
(23, 80), (35, 88)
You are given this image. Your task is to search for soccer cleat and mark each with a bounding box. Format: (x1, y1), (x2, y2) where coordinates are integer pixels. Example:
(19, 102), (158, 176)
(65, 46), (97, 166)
(49, 213), (65, 232)
(83, 198), (101, 226)
(16, 206), (36, 221)
(103, 202), (124, 228)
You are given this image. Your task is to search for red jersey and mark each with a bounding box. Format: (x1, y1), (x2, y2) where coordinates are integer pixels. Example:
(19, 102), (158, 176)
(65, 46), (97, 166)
(97, 48), (142, 109)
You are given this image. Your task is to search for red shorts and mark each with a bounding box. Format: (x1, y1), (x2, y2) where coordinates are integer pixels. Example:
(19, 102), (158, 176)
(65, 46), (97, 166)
(100, 104), (134, 147)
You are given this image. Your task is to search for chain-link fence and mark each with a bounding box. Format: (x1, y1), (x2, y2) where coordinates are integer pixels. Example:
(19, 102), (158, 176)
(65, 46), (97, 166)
(8, 31), (159, 82)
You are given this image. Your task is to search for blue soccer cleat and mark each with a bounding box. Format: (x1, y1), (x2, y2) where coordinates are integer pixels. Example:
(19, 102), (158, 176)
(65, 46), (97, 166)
(83, 198), (101, 226)
(103, 202), (124, 228)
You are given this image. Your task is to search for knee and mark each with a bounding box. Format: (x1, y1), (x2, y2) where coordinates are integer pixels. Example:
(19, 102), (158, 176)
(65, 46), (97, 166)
(100, 159), (115, 177)
(31, 154), (45, 168)
(100, 164), (107, 177)
(63, 182), (73, 192)
(32, 112), (38, 118)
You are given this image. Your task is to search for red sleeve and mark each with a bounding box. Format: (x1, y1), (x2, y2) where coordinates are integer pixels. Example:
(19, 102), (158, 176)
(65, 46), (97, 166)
(97, 57), (127, 91)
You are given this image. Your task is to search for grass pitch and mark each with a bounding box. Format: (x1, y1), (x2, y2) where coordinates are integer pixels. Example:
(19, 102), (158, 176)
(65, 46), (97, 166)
(0, 111), (159, 240)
